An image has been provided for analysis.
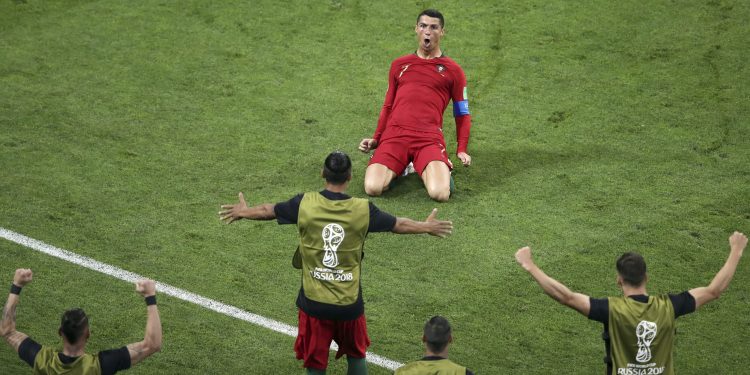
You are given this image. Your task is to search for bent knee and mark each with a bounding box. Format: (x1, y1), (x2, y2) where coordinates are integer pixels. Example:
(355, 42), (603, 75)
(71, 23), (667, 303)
(364, 181), (384, 196)
(428, 187), (450, 202)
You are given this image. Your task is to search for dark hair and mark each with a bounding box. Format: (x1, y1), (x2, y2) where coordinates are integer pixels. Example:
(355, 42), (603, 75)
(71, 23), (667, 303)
(417, 9), (445, 28)
(424, 316), (452, 353)
(59, 308), (89, 344)
(323, 151), (352, 184)
(616, 252), (647, 286)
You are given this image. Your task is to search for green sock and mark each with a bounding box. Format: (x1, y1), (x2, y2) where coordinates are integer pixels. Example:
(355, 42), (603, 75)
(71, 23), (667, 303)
(306, 368), (326, 375)
(346, 356), (368, 375)
(387, 176), (399, 191)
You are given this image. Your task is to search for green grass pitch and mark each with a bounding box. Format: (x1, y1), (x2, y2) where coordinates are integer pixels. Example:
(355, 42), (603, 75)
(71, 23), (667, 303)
(1, 1), (749, 373)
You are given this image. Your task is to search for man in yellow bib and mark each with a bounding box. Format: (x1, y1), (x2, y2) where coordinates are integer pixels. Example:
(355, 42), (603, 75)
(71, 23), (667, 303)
(515, 231), (747, 374)
(220, 151), (453, 375)
(1, 269), (162, 375)
(395, 316), (473, 375)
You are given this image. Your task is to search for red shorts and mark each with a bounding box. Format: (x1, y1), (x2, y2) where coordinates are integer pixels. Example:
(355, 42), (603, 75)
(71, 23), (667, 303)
(369, 127), (453, 176)
(294, 310), (370, 370)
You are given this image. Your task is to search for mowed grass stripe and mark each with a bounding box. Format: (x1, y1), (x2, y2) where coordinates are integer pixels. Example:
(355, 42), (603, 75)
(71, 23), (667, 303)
(0, 226), (403, 371)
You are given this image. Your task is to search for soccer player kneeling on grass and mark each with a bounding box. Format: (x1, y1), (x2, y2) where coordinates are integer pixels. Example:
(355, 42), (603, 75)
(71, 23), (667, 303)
(1, 269), (162, 374)
(220, 151), (453, 374)
(395, 316), (474, 375)
(358, 9), (472, 202)
(515, 231), (747, 374)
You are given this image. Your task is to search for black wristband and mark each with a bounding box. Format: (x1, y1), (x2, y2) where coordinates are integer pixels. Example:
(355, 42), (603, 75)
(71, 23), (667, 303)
(145, 295), (157, 306)
(10, 284), (22, 295)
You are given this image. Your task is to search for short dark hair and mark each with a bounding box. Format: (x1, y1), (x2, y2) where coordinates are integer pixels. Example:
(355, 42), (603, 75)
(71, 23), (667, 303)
(323, 151), (352, 184)
(59, 308), (89, 344)
(417, 9), (444, 28)
(424, 316), (452, 353)
(616, 252), (647, 286)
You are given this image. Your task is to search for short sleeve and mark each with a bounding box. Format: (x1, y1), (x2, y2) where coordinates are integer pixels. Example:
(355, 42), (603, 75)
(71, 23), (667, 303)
(669, 291), (696, 318)
(18, 337), (41, 367)
(98, 347), (131, 375)
(274, 194), (304, 225)
(368, 202), (396, 232)
(588, 297), (609, 323)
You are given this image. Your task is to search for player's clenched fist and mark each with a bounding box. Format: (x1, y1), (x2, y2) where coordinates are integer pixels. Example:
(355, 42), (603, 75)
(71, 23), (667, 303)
(515, 247), (536, 272)
(730, 231), (747, 255)
(13, 269), (33, 287)
(136, 280), (156, 297)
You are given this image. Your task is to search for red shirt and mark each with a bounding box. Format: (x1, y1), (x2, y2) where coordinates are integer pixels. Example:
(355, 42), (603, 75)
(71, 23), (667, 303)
(373, 54), (472, 153)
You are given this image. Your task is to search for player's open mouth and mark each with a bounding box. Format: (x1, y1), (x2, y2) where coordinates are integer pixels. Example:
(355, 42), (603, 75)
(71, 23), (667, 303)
(423, 38), (431, 47)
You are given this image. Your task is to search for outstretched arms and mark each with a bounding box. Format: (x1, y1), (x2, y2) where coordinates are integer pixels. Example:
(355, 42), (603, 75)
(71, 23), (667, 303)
(126, 280), (162, 366)
(219, 192), (276, 224)
(392, 208), (453, 238)
(1, 269), (32, 353)
(515, 247), (591, 316)
(689, 231), (747, 309)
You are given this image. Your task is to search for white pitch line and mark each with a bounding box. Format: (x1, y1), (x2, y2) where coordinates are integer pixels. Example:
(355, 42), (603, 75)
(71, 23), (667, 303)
(0, 227), (403, 371)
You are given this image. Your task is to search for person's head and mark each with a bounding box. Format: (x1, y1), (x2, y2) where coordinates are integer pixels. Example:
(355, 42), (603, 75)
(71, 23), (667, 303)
(415, 9), (445, 54)
(417, 9), (444, 28)
(59, 308), (90, 346)
(422, 315), (453, 354)
(616, 252), (648, 287)
(322, 151), (352, 185)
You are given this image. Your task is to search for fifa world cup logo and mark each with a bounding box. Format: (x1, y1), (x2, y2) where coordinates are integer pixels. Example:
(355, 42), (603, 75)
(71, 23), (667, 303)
(321, 223), (345, 268)
(636, 320), (657, 363)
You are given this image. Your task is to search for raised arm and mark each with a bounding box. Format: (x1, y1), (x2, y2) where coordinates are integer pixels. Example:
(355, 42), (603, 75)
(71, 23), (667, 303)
(515, 247), (591, 316)
(219, 192), (276, 224)
(689, 231), (747, 309)
(1, 269), (32, 353)
(392, 208), (453, 238)
(126, 280), (162, 366)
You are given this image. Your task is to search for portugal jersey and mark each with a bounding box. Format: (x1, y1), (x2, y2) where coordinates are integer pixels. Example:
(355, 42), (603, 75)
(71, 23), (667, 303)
(373, 53), (471, 152)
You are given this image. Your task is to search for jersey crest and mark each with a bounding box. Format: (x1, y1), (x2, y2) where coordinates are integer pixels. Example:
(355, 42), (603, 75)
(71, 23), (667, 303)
(436, 64), (446, 76)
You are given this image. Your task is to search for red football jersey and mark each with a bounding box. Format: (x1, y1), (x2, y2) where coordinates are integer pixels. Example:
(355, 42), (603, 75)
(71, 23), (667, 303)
(373, 54), (471, 153)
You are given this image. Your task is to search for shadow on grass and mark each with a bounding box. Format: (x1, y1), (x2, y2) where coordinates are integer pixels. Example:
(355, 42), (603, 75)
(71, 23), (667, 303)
(350, 143), (613, 202)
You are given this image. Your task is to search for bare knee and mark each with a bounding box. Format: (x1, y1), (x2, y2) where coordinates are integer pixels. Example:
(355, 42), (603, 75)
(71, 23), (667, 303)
(364, 180), (384, 196)
(363, 164), (395, 196)
(427, 186), (450, 202)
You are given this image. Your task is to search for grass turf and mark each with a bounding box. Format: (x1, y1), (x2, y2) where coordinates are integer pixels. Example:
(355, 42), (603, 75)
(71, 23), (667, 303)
(1, 0), (749, 373)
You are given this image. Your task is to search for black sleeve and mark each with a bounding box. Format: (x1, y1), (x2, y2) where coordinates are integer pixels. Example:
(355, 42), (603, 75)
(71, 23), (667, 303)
(368, 202), (397, 233)
(98, 347), (131, 375)
(588, 297), (609, 324)
(18, 337), (41, 367)
(273, 194), (304, 225)
(669, 291), (696, 318)
(466, 369), (474, 375)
